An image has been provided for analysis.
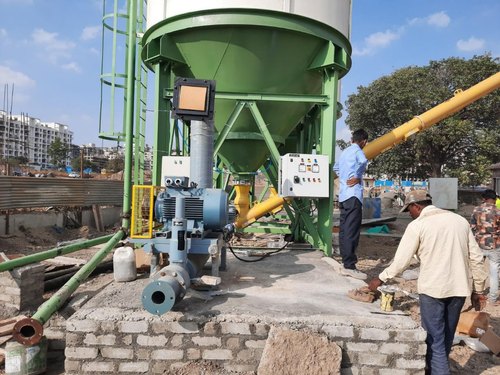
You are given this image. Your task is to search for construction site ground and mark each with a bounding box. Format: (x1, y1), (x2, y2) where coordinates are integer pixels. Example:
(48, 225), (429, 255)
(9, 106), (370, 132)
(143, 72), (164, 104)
(0, 205), (499, 374)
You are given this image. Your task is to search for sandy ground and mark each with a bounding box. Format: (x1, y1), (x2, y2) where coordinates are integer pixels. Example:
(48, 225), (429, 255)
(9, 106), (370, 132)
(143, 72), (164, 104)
(0, 204), (499, 374)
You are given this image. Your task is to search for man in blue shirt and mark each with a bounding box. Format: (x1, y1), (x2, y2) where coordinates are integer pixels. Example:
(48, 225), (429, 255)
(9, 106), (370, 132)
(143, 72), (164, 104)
(333, 129), (369, 280)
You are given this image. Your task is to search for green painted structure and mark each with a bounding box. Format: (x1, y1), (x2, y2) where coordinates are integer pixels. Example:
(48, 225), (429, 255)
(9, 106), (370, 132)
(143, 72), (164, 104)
(141, 8), (351, 255)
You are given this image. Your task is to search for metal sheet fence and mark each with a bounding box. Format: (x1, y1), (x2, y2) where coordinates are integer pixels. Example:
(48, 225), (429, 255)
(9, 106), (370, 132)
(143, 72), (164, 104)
(0, 177), (124, 209)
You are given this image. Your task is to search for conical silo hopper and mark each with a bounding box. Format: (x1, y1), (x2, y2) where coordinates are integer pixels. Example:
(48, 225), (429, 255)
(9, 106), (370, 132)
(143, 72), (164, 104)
(143, 1), (352, 175)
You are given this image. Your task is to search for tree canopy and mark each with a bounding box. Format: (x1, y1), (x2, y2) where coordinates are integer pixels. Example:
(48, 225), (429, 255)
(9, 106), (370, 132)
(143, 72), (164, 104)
(344, 54), (499, 185)
(47, 137), (69, 168)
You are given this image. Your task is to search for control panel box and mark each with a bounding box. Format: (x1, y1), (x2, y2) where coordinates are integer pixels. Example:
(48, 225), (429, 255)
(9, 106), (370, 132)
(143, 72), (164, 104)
(279, 153), (330, 198)
(161, 156), (190, 187)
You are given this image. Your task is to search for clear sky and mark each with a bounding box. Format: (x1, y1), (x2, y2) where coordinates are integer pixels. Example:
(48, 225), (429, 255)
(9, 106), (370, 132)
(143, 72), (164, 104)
(0, 0), (499, 148)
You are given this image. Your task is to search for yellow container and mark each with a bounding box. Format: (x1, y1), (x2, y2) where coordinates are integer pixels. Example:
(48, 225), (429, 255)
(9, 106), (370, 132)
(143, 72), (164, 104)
(380, 290), (395, 312)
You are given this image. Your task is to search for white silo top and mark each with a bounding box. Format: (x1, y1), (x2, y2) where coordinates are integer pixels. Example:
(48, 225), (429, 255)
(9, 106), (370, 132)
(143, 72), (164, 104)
(146, 0), (352, 40)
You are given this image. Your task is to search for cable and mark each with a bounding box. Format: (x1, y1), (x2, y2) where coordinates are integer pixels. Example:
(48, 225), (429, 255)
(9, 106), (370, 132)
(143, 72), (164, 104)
(227, 240), (289, 263)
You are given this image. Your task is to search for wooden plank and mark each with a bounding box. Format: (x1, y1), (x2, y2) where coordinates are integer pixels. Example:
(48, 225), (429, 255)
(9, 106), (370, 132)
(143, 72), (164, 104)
(43, 256), (85, 266)
(0, 335), (12, 346)
(0, 319), (16, 328)
(92, 204), (104, 232)
(0, 315), (27, 336)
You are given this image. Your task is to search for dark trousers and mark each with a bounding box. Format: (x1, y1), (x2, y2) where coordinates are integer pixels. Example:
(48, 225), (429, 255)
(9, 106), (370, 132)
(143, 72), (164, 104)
(419, 294), (465, 375)
(339, 197), (362, 269)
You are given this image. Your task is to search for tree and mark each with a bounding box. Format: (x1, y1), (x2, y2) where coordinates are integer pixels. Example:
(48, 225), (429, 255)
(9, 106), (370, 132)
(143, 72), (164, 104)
(47, 137), (69, 168)
(70, 157), (95, 172)
(105, 157), (124, 172)
(344, 55), (500, 184)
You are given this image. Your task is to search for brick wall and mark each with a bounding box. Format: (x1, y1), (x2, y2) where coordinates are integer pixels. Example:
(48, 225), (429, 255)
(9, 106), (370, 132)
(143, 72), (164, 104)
(0, 263), (44, 311)
(64, 314), (426, 374)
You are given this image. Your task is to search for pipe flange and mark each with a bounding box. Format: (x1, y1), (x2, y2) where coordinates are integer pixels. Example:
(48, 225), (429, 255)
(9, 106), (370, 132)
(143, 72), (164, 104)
(142, 279), (177, 315)
(13, 318), (44, 346)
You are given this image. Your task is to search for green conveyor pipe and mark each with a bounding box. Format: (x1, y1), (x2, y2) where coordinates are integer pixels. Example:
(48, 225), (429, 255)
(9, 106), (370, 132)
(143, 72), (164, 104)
(13, 229), (125, 346)
(0, 234), (115, 273)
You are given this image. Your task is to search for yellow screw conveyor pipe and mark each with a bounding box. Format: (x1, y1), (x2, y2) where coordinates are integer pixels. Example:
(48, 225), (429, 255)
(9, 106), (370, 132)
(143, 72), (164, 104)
(363, 71), (500, 159)
(234, 72), (500, 229)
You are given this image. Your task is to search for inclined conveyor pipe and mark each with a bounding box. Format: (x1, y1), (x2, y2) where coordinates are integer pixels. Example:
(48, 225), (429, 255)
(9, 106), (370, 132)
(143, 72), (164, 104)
(0, 234), (115, 273)
(233, 71), (500, 229)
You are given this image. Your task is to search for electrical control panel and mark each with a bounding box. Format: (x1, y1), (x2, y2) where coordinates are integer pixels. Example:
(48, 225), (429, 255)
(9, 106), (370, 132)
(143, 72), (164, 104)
(279, 153), (330, 198)
(161, 156), (190, 187)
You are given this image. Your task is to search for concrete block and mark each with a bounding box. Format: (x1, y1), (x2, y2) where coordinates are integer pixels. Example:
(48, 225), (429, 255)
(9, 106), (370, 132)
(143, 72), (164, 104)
(254, 323), (269, 337)
(44, 328), (65, 340)
(168, 321), (199, 334)
(64, 359), (81, 373)
(202, 349), (233, 360)
(187, 348), (201, 360)
(245, 339), (266, 348)
(137, 334), (168, 346)
(396, 358), (426, 369)
(136, 349), (151, 360)
(345, 342), (379, 352)
(101, 347), (134, 359)
(379, 369), (410, 375)
(257, 327), (341, 375)
(118, 361), (149, 373)
(119, 320), (148, 333)
(220, 322), (251, 335)
(226, 337), (241, 349)
(395, 329), (427, 342)
(65, 347), (99, 359)
(191, 336), (221, 347)
(170, 334), (184, 347)
(237, 349), (255, 361)
(122, 335), (133, 345)
(82, 361), (115, 372)
(151, 362), (170, 374)
(84, 334), (116, 346)
(380, 342), (410, 355)
(67, 319), (99, 332)
(203, 321), (218, 335)
(417, 343), (427, 355)
(151, 349), (184, 360)
(100, 321), (115, 331)
(65, 333), (82, 346)
(151, 321), (168, 334)
(357, 353), (388, 366)
(360, 328), (390, 341)
(323, 325), (355, 338)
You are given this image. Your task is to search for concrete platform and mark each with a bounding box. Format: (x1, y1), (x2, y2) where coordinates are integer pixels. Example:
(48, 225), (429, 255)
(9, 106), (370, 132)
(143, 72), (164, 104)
(63, 250), (427, 374)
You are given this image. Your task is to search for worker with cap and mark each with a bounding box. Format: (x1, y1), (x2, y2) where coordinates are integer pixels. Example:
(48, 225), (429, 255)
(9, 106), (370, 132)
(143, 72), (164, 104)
(368, 190), (487, 375)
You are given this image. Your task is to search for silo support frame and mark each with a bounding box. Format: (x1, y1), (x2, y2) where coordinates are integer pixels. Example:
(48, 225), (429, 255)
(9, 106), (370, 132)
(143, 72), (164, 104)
(152, 63), (172, 187)
(315, 69), (339, 256)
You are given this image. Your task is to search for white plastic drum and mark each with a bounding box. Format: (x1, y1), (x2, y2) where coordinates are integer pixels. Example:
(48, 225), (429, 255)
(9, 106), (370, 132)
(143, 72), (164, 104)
(113, 246), (137, 282)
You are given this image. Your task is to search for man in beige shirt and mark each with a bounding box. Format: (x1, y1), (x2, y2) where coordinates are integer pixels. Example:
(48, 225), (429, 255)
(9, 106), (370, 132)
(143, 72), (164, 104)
(368, 190), (487, 375)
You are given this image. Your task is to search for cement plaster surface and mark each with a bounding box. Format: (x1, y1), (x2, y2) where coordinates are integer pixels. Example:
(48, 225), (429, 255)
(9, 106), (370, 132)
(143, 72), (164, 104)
(74, 250), (418, 329)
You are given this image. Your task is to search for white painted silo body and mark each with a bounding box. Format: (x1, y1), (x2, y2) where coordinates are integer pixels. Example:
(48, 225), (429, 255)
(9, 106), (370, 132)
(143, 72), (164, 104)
(146, 0), (352, 40)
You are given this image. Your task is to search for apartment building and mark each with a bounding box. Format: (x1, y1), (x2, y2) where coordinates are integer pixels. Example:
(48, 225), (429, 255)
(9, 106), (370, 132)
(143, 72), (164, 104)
(0, 111), (73, 167)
